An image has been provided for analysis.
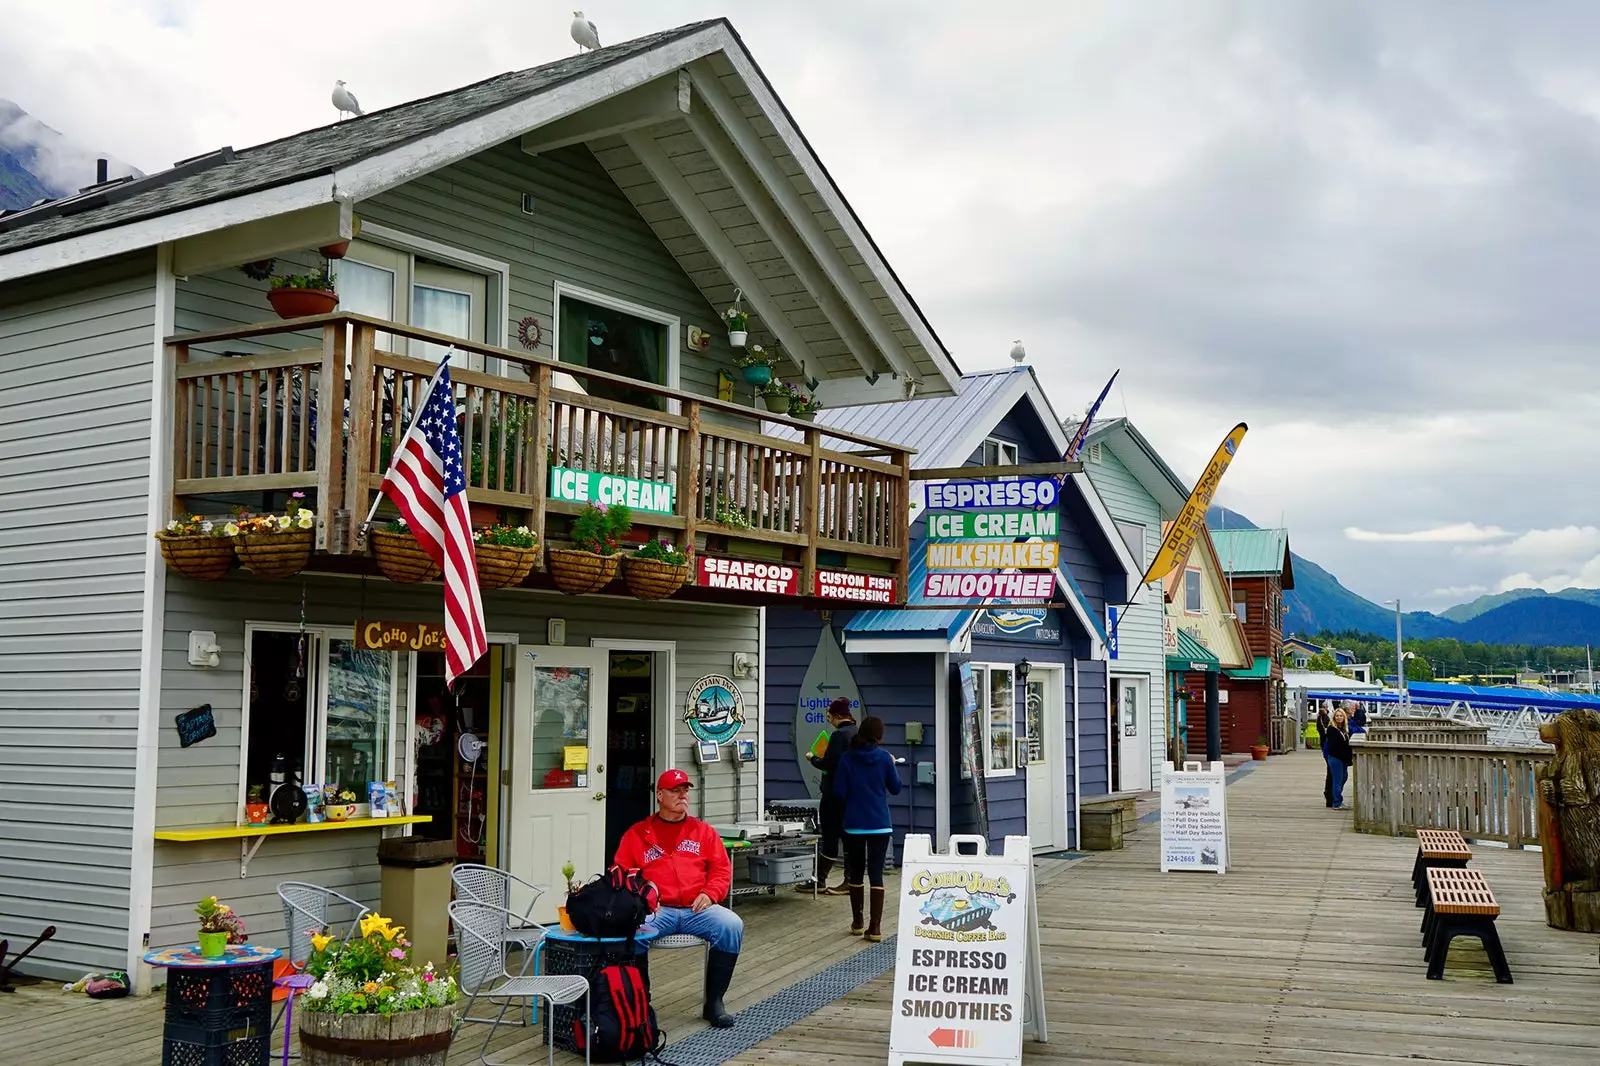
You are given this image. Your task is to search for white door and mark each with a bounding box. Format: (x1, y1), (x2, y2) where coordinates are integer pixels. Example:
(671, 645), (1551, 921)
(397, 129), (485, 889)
(508, 646), (609, 923)
(1024, 669), (1063, 850)
(1113, 677), (1152, 793)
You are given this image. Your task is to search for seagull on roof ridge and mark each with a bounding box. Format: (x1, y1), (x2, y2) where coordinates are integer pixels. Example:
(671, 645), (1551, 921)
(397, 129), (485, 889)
(332, 80), (364, 121)
(571, 10), (601, 51)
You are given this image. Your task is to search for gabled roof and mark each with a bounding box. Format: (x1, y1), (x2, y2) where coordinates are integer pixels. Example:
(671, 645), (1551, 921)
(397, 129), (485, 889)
(1078, 417), (1191, 518)
(1208, 527), (1295, 587)
(1161, 523), (1251, 669)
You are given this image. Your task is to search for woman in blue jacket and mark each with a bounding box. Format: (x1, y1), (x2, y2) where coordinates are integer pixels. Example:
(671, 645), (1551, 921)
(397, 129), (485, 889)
(831, 716), (903, 941)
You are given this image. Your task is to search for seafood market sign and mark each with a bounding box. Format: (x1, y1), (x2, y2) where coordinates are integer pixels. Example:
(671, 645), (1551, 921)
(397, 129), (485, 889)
(889, 834), (1046, 1066)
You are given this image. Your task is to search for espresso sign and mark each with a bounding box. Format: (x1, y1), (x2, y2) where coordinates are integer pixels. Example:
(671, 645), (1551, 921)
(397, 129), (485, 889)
(356, 620), (448, 652)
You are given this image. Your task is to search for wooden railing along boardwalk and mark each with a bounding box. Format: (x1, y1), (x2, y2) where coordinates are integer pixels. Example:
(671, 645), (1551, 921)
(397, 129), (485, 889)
(1353, 740), (1553, 847)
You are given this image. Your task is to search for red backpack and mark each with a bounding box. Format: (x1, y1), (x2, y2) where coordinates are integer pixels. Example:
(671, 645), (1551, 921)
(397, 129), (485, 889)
(573, 960), (664, 1064)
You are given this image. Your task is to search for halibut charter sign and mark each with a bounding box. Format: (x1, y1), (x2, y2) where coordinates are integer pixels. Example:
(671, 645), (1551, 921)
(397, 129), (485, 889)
(1143, 423), (1247, 585)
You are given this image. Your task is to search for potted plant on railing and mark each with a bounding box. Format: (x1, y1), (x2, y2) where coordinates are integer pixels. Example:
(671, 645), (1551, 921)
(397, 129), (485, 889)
(369, 517), (441, 583)
(195, 895), (247, 959)
(266, 266), (339, 320)
(473, 524), (540, 591)
(300, 913), (460, 1066)
(1251, 735), (1271, 761)
(229, 492), (317, 578)
(734, 344), (776, 387)
(622, 538), (690, 600)
(758, 378), (792, 414)
(787, 384), (823, 422)
(547, 502), (632, 595)
(155, 514), (235, 580)
(724, 304), (750, 347)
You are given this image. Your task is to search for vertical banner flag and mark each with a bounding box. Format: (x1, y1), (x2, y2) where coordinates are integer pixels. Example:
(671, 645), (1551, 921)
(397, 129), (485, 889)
(1060, 369), (1120, 474)
(377, 356), (488, 684)
(1143, 423), (1248, 586)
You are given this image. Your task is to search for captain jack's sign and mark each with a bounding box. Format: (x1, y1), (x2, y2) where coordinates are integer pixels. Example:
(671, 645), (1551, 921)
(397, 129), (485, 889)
(548, 467), (676, 515)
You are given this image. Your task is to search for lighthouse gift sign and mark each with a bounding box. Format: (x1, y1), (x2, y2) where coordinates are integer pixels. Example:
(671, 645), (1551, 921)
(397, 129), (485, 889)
(888, 835), (1046, 1066)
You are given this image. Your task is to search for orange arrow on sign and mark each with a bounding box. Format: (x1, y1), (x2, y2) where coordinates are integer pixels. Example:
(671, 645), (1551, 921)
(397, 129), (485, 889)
(929, 1028), (975, 1049)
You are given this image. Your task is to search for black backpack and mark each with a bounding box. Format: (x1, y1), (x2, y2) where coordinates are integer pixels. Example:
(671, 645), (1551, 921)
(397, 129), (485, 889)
(573, 961), (665, 1064)
(566, 865), (656, 940)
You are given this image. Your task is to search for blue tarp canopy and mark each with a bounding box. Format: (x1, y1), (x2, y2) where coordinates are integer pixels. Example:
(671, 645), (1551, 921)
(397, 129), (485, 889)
(1306, 680), (1600, 715)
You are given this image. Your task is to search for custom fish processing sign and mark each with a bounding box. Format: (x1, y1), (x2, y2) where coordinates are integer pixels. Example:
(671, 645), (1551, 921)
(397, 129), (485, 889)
(889, 835), (1046, 1066)
(684, 673), (745, 744)
(1159, 761), (1229, 874)
(548, 466), (675, 515)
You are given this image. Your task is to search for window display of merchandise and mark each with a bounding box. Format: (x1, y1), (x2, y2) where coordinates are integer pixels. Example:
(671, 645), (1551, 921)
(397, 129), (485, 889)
(411, 651), (492, 862)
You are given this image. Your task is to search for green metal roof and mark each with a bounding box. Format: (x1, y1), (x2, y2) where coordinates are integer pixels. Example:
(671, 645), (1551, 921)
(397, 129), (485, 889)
(1166, 629), (1220, 673)
(1208, 527), (1292, 582)
(1225, 655), (1273, 680)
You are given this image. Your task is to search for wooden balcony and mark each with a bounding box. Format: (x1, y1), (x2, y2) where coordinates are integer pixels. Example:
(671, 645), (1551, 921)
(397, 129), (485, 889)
(165, 314), (913, 603)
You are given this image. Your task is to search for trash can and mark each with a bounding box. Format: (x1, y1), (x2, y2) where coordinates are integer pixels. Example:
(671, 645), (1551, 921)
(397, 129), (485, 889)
(378, 837), (456, 968)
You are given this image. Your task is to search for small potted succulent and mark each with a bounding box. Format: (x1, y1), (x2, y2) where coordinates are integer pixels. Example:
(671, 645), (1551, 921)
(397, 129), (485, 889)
(473, 523), (540, 591)
(195, 895), (247, 958)
(734, 344), (776, 387)
(786, 383), (823, 422)
(557, 861), (580, 932)
(266, 266), (339, 320)
(723, 305), (749, 347)
(155, 514), (235, 580)
(244, 785), (271, 825)
(369, 516), (440, 584)
(547, 502), (632, 595)
(622, 538), (690, 600)
(759, 379), (792, 414)
(229, 492), (317, 578)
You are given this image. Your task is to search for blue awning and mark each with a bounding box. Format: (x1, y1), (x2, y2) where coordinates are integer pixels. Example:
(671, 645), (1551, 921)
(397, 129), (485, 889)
(1306, 682), (1600, 715)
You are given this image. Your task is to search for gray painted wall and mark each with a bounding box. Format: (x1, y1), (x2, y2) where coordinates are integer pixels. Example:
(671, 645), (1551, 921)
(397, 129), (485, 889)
(0, 255), (155, 980)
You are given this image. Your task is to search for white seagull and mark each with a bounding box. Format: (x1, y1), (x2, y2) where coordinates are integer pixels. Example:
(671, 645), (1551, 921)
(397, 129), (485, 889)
(1009, 339), (1027, 364)
(571, 10), (601, 51)
(332, 80), (364, 121)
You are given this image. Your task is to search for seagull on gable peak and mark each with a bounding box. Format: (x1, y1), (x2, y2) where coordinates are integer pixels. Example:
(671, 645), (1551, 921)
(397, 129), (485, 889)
(571, 10), (601, 52)
(332, 80), (364, 121)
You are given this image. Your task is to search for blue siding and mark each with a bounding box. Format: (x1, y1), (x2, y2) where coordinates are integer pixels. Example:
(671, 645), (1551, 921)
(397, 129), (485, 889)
(1077, 659), (1110, 797)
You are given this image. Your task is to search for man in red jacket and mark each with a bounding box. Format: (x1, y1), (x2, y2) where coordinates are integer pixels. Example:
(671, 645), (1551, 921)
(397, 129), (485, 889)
(614, 768), (743, 1027)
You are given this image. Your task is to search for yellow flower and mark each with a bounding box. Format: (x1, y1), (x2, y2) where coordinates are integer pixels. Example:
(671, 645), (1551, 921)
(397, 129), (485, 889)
(380, 923), (405, 942)
(297, 516), (314, 530)
(224, 522), (240, 536)
(310, 932), (334, 952)
(359, 913), (394, 939)
(297, 508), (314, 520)
(363, 981), (379, 994)
(276, 515), (292, 531)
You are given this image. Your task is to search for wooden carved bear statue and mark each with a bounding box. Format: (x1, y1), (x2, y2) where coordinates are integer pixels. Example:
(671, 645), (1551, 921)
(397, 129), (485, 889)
(1535, 708), (1600, 931)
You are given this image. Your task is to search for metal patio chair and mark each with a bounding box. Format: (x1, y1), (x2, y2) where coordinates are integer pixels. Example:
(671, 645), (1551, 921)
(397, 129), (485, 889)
(450, 864), (548, 954)
(273, 882), (373, 1064)
(450, 899), (590, 1066)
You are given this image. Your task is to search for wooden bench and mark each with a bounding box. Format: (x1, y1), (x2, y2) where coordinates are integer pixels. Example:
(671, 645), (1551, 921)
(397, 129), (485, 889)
(1420, 868), (1512, 983)
(1081, 792), (1141, 824)
(1412, 829), (1472, 907)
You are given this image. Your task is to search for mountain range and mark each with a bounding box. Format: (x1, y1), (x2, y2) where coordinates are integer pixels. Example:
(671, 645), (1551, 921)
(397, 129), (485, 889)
(0, 99), (139, 211)
(1207, 507), (1600, 647)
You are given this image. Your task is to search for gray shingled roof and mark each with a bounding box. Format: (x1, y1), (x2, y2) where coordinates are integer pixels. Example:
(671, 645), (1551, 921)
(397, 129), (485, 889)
(0, 21), (720, 255)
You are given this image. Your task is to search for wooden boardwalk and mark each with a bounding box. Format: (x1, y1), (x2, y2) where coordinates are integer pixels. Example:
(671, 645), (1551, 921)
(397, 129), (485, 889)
(4, 751), (1597, 1064)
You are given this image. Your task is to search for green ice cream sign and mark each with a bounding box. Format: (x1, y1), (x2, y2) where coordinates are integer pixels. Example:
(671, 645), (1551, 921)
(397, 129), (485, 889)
(548, 467), (675, 515)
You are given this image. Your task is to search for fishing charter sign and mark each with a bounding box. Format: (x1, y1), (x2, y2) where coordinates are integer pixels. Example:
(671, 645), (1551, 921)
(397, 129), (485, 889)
(888, 835), (1046, 1066)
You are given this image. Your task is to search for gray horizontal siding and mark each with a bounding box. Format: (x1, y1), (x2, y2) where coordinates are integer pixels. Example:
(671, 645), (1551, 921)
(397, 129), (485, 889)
(0, 254), (155, 980)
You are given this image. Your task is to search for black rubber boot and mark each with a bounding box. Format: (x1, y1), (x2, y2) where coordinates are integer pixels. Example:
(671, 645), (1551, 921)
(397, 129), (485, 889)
(702, 949), (738, 1028)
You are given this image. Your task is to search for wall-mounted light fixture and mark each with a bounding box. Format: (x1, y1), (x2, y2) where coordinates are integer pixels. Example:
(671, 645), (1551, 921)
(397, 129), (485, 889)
(188, 631), (221, 668)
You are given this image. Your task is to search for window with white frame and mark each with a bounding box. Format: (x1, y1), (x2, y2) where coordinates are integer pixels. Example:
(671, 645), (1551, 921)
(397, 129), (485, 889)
(1184, 569), (1203, 613)
(242, 624), (400, 821)
(556, 285), (678, 412)
(1116, 520), (1146, 568)
(960, 663), (1017, 778)
(980, 438), (1020, 469)
(1234, 596), (1248, 624)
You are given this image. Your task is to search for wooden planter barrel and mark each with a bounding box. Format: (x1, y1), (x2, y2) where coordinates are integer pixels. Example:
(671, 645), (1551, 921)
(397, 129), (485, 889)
(621, 556), (689, 600)
(233, 530), (314, 578)
(155, 534), (234, 580)
(370, 529), (441, 583)
(475, 542), (539, 590)
(300, 1006), (456, 1066)
(546, 548), (619, 595)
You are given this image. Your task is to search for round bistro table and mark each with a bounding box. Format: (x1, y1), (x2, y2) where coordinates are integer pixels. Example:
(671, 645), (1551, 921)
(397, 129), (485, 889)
(539, 926), (660, 1053)
(143, 943), (283, 1066)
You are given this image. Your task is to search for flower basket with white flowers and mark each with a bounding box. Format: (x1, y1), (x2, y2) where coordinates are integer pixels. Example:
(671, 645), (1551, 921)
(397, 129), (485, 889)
(369, 517), (441, 583)
(473, 524), (540, 590)
(229, 492), (316, 578)
(723, 304), (750, 347)
(622, 538), (690, 600)
(155, 515), (235, 580)
(734, 344), (775, 387)
(298, 913), (459, 1066)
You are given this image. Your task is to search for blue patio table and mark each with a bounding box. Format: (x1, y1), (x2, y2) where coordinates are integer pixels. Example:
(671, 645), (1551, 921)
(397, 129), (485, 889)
(539, 926), (660, 1052)
(143, 943), (283, 1066)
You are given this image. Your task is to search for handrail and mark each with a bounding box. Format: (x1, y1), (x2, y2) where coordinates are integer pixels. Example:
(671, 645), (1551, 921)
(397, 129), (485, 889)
(168, 312), (916, 456)
(1352, 741), (1553, 848)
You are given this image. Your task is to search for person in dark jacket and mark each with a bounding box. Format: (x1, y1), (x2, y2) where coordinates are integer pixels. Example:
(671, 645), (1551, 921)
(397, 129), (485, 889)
(1325, 708), (1355, 810)
(1317, 703), (1333, 807)
(831, 716), (903, 941)
(803, 697), (856, 894)
(1348, 700), (1368, 735)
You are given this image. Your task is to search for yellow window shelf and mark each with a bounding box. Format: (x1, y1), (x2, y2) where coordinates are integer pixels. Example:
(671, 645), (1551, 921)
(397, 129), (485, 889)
(154, 816), (432, 877)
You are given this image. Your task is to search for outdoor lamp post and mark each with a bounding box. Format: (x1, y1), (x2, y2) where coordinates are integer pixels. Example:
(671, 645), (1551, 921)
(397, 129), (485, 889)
(1384, 598), (1406, 711)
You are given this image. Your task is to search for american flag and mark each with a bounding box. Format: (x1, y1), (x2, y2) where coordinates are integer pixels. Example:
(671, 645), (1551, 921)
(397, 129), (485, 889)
(379, 357), (486, 684)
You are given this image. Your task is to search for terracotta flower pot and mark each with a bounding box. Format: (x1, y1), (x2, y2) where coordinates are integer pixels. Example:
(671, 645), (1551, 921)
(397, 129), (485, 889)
(156, 533), (234, 580)
(267, 287), (339, 320)
(546, 548), (619, 595)
(557, 906), (577, 933)
(318, 240), (351, 259)
(244, 803), (271, 825)
(1251, 745), (1270, 761)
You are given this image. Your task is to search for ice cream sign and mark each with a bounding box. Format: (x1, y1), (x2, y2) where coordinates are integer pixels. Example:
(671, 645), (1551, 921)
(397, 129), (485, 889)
(548, 467), (675, 515)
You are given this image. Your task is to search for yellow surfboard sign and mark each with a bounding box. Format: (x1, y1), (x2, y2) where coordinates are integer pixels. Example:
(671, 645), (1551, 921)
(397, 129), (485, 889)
(1143, 423), (1248, 585)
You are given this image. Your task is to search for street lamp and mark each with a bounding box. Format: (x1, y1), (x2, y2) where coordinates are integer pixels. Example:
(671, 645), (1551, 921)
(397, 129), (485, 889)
(1384, 599), (1406, 711)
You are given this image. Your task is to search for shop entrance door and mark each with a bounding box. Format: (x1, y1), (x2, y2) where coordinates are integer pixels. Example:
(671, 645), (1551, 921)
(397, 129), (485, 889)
(1023, 666), (1065, 851)
(508, 646), (609, 923)
(1112, 676), (1152, 792)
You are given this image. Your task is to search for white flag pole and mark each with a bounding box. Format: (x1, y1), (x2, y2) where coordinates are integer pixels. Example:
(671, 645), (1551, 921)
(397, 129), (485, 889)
(361, 348), (456, 529)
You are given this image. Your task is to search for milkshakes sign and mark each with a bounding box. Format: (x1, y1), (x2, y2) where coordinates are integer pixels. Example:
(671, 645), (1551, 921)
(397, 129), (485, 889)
(889, 835), (1046, 1066)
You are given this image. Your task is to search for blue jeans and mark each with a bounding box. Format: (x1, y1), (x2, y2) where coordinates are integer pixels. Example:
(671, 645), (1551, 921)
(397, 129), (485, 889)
(1329, 757), (1349, 807)
(642, 904), (744, 954)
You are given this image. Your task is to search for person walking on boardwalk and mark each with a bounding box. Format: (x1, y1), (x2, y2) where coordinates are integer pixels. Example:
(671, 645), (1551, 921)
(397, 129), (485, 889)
(1325, 708), (1355, 810)
(803, 697), (857, 894)
(831, 715), (903, 941)
(1317, 701), (1334, 808)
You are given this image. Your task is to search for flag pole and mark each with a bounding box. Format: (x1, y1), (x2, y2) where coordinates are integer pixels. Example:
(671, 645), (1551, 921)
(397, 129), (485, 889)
(361, 348), (456, 530)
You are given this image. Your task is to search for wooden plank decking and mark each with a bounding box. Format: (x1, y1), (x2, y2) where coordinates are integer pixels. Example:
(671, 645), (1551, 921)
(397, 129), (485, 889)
(4, 752), (1598, 1064)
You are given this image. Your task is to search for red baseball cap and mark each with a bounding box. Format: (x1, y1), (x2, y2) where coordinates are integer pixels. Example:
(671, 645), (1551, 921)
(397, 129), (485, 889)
(657, 769), (693, 790)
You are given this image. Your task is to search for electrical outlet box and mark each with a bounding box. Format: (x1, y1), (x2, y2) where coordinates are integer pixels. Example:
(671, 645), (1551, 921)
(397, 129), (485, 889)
(904, 721), (924, 745)
(915, 761), (935, 786)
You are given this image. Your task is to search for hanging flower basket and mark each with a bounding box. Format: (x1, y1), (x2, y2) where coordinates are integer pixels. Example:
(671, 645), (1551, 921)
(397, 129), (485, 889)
(546, 548), (620, 595)
(155, 531), (234, 581)
(728, 329), (749, 348)
(233, 530), (314, 578)
(370, 528), (440, 583)
(622, 555), (689, 600)
(762, 391), (791, 414)
(476, 543), (539, 591)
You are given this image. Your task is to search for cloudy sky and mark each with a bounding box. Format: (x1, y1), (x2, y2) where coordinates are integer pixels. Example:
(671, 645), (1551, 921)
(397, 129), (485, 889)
(4, 0), (1598, 611)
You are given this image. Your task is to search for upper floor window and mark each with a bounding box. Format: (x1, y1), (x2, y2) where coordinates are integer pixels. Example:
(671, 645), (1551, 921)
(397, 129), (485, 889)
(555, 285), (677, 412)
(981, 438), (1020, 469)
(1184, 569), (1203, 613)
(1234, 597), (1248, 624)
(1116, 521), (1146, 568)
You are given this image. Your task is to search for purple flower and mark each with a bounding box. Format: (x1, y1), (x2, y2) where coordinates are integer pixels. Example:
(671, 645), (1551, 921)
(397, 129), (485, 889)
(389, 947), (405, 959)
(422, 972), (435, 983)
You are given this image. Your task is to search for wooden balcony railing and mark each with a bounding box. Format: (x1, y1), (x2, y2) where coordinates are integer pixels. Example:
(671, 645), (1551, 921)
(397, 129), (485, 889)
(167, 314), (913, 599)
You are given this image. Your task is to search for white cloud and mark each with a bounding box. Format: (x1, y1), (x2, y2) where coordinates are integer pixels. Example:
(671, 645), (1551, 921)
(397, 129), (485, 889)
(1344, 523), (1511, 543)
(1427, 584), (1489, 599)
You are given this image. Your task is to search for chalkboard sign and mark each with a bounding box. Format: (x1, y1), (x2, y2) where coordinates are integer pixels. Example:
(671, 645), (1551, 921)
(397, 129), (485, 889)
(175, 704), (216, 748)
